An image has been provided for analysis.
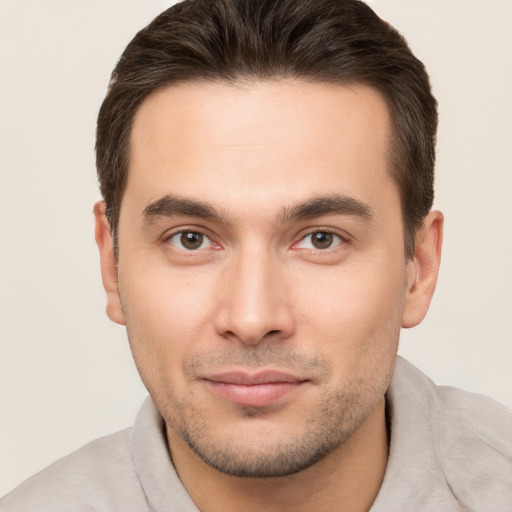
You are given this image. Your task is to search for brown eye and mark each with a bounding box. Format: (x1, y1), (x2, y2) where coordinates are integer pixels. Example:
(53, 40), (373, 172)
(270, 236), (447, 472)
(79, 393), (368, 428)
(181, 232), (204, 250)
(168, 231), (210, 250)
(295, 231), (343, 250)
(311, 232), (334, 249)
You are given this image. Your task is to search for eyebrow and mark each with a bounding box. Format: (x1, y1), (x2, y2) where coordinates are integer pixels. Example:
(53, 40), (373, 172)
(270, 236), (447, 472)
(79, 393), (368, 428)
(140, 193), (374, 226)
(141, 195), (226, 225)
(279, 194), (374, 223)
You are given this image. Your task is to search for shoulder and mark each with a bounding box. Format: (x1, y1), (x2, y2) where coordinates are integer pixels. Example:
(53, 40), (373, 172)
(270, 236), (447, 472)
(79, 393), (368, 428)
(0, 428), (148, 512)
(392, 357), (512, 511)
(434, 382), (512, 509)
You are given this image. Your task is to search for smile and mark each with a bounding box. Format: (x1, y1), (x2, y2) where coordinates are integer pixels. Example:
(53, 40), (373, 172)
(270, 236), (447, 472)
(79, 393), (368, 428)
(203, 371), (309, 407)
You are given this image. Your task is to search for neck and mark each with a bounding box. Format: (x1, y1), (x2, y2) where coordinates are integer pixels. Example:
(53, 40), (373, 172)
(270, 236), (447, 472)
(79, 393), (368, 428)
(167, 398), (388, 512)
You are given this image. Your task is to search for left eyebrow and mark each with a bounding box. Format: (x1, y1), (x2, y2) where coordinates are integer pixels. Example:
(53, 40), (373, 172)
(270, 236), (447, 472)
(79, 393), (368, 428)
(278, 194), (374, 223)
(140, 195), (226, 225)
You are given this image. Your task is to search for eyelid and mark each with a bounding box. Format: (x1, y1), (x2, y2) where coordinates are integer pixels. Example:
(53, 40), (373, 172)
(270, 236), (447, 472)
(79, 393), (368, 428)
(291, 228), (349, 251)
(164, 227), (220, 251)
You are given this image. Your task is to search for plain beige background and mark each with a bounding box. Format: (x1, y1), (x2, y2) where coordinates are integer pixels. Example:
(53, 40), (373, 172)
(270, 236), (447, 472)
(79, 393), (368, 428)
(1, 0), (511, 496)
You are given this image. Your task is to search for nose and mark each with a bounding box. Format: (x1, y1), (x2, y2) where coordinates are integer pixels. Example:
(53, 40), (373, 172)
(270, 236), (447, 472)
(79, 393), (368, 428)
(213, 247), (295, 345)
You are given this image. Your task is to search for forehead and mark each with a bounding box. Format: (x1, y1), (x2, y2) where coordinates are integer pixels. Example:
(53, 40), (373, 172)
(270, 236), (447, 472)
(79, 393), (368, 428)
(124, 80), (396, 219)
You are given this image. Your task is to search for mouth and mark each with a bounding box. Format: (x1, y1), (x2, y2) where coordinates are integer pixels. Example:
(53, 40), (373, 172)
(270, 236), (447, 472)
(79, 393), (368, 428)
(203, 371), (309, 407)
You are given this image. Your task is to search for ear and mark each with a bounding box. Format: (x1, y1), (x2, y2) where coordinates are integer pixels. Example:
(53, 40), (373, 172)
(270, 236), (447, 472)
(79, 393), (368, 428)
(402, 210), (444, 328)
(94, 201), (126, 326)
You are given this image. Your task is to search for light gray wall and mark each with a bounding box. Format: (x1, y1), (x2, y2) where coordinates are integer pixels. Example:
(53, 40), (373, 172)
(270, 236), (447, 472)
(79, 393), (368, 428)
(1, 0), (511, 496)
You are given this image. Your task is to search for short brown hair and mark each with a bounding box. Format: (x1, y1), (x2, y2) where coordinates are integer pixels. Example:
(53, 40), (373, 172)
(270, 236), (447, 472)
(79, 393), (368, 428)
(96, 0), (437, 258)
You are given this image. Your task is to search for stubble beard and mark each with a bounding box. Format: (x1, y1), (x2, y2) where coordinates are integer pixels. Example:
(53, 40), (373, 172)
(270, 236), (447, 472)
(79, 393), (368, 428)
(170, 391), (363, 477)
(157, 347), (393, 478)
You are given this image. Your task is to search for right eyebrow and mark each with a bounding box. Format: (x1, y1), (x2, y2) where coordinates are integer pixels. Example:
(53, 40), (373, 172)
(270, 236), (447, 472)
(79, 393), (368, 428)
(278, 193), (374, 224)
(140, 195), (226, 225)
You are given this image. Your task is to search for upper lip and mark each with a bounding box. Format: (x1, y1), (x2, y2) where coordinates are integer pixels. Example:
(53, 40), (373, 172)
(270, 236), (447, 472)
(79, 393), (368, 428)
(204, 370), (306, 386)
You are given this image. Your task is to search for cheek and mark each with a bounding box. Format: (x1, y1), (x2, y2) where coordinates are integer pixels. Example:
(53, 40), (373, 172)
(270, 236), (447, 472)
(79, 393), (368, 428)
(121, 263), (215, 332)
(293, 259), (407, 355)
(295, 266), (405, 404)
(117, 265), (217, 386)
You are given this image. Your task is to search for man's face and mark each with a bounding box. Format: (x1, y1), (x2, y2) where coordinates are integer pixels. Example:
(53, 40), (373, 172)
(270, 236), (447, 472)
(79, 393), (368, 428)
(101, 80), (419, 476)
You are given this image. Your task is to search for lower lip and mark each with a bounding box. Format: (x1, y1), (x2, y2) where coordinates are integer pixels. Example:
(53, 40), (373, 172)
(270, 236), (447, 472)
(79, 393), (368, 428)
(205, 381), (306, 407)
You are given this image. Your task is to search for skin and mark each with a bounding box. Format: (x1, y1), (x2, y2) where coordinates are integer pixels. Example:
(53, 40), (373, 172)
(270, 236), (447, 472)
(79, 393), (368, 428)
(95, 80), (443, 512)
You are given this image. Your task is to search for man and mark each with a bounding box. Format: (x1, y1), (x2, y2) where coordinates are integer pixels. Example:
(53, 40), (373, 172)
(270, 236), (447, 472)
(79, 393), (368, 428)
(1, 0), (511, 510)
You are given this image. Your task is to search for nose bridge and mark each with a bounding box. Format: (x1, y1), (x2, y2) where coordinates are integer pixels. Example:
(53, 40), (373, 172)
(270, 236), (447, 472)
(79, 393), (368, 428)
(214, 241), (293, 344)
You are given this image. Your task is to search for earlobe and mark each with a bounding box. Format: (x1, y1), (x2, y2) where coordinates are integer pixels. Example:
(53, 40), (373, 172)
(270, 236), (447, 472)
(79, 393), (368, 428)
(93, 201), (126, 326)
(402, 210), (444, 328)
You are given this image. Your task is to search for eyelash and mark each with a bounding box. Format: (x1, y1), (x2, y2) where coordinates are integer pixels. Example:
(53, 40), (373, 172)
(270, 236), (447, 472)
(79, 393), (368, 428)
(166, 230), (218, 251)
(293, 230), (347, 251)
(165, 228), (347, 253)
